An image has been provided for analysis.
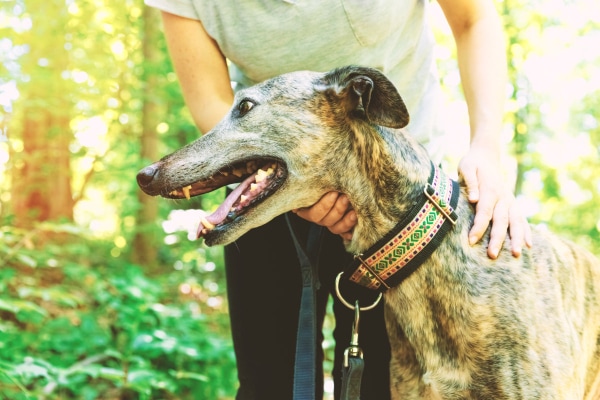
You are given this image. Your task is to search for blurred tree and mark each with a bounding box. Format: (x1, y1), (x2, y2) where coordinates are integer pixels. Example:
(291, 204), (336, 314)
(9, 1), (74, 227)
(132, 5), (162, 268)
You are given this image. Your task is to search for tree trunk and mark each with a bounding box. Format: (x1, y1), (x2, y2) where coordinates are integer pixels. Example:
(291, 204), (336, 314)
(11, 3), (73, 228)
(131, 6), (162, 268)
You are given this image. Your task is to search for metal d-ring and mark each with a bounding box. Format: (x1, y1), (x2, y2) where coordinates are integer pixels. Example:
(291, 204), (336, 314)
(335, 272), (383, 311)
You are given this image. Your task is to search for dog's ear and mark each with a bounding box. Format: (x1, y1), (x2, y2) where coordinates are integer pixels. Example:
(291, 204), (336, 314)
(323, 66), (410, 129)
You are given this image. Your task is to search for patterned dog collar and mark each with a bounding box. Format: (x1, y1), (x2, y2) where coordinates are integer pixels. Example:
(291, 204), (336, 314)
(344, 163), (460, 292)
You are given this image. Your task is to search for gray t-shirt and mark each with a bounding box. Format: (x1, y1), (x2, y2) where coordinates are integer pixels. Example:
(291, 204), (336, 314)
(146, 0), (446, 161)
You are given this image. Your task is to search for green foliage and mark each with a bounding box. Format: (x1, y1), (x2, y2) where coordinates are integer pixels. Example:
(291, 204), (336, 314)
(0, 222), (237, 399)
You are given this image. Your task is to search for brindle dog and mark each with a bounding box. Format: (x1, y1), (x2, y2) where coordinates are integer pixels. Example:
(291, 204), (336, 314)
(137, 66), (600, 399)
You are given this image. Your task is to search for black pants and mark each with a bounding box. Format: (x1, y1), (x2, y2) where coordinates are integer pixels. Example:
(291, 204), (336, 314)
(224, 213), (391, 400)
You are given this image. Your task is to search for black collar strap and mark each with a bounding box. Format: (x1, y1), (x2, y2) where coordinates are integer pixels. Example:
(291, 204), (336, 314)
(344, 163), (460, 293)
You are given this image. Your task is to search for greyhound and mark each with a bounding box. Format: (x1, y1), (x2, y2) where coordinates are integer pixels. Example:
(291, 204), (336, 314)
(137, 65), (600, 399)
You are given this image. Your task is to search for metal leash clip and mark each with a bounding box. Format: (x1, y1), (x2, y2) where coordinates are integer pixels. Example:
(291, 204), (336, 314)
(344, 300), (363, 368)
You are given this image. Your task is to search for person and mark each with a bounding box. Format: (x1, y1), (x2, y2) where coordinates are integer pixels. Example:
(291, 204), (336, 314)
(143, 1), (532, 399)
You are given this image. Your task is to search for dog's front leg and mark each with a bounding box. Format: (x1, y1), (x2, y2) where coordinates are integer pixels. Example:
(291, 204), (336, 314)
(386, 313), (435, 399)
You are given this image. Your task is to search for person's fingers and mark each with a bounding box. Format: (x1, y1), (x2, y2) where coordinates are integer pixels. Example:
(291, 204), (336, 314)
(293, 193), (358, 241)
(486, 195), (510, 259)
(293, 192), (340, 223)
(469, 189), (495, 247)
(507, 202), (533, 257)
(327, 209), (357, 237)
(459, 159), (480, 203)
(317, 194), (351, 227)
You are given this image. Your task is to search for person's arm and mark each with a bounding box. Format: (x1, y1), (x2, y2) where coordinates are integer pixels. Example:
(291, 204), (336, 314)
(161, 11), (233, 133)
(437, 0), (532, 258)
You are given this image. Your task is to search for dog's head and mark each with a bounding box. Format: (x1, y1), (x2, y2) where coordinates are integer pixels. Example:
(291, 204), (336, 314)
(137, 65), (411, 246)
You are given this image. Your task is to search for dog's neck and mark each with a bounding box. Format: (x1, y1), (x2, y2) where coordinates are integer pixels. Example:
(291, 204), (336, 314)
(343, 126), (441, 254)
(340, 124), (476, 287)
(340, 124), (482, 363)
(344, 161), (461, 291)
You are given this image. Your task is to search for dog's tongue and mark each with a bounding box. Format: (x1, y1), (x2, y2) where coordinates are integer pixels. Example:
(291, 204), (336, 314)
(196, 173), (257, 239)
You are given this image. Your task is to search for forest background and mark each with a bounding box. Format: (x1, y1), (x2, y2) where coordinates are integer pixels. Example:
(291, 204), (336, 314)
(0, 0), (599, 399)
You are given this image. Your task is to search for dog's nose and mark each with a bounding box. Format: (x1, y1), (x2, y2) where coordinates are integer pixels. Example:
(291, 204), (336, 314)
(137, 165), (159, 188)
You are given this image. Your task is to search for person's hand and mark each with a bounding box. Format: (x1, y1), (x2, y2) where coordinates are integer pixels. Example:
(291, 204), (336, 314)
(459, 146), (532, 259)
(293, 192), (356, 242)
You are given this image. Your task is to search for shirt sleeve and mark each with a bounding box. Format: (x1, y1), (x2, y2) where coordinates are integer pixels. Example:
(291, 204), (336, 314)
(144, 0), (200, 20)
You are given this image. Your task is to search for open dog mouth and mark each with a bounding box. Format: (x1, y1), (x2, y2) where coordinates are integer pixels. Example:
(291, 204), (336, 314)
(164, 158), (287, 240)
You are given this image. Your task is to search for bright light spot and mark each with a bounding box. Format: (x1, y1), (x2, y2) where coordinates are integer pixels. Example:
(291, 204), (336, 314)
(0, 142), (9, 171)
(180, 283), (191, 294)
(123, 216), (135, 228)
(173, 260), (184, 271)
(184, 347), (199, 357)
(154, 330), (167, 340)
(12, 139), (24, 153)
(206, 282), (218, 292)
(516, 194), (540, 219)
(203, 262), (216, 272)
(0, 81), (19, 111)
(324, 378), (335, 397)
(0, 192), (10, 203)
(560, 178), (591, 206)
(73, 116), (108, 154)
(156, 122), (169, 134)
(110, 40), (127, 61)
(72, 70), (88, 84)
(206, 297), (222, 308)
(131, 6), (142, 19)
(68, 2), (80, 15)
(75, 187), (119, 237)
(164, 234), (179, 245)
(107, 97), (120, 108)
(537, 134), (593, 169)
(114, 236), (127, 248)
(163, 209), (202, 240)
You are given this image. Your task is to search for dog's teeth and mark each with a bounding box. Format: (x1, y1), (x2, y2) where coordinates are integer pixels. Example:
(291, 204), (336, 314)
(232, 168), (244, 177)
(201, 217), (215, 230)
(182, 185), (192, 200)
(169, 190), (178, 196)
(266, 167), (274, 175)
(240, 195), (248, 203)
(250, 183), (258, 192)
(271, 163), (277, 169)
(221, 171), (229, 176)
(255, 169), (268, 183)
(246, 161), (257, 173)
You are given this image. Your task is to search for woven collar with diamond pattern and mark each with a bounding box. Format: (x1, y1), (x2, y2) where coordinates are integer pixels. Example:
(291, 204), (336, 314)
(344, 163), (460, 292)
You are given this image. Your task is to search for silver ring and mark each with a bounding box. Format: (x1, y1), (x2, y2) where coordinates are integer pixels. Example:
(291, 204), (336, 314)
(334, 272), (383, 311)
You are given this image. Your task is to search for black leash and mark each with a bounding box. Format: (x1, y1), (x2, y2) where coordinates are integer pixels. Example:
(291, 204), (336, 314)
(286, 213), (324, 400)
(287, 213), (374, 400)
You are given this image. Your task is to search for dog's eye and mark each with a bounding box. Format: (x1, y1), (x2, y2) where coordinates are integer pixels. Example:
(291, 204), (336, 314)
(237, 99), (255, 117)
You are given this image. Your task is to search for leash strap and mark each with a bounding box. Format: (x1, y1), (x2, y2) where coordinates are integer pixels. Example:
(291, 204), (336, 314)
(286, 213), (324, 400)
(340, 355), (364, 400)
(340, 300), (365, 400)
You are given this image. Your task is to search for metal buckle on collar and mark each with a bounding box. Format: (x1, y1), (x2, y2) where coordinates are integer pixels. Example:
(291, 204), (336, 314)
(353, 254), (391, 291)
(424, 183), (458, 225)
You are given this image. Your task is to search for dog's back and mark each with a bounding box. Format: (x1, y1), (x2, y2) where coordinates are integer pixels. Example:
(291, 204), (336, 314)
(536, 231), (600, 398)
